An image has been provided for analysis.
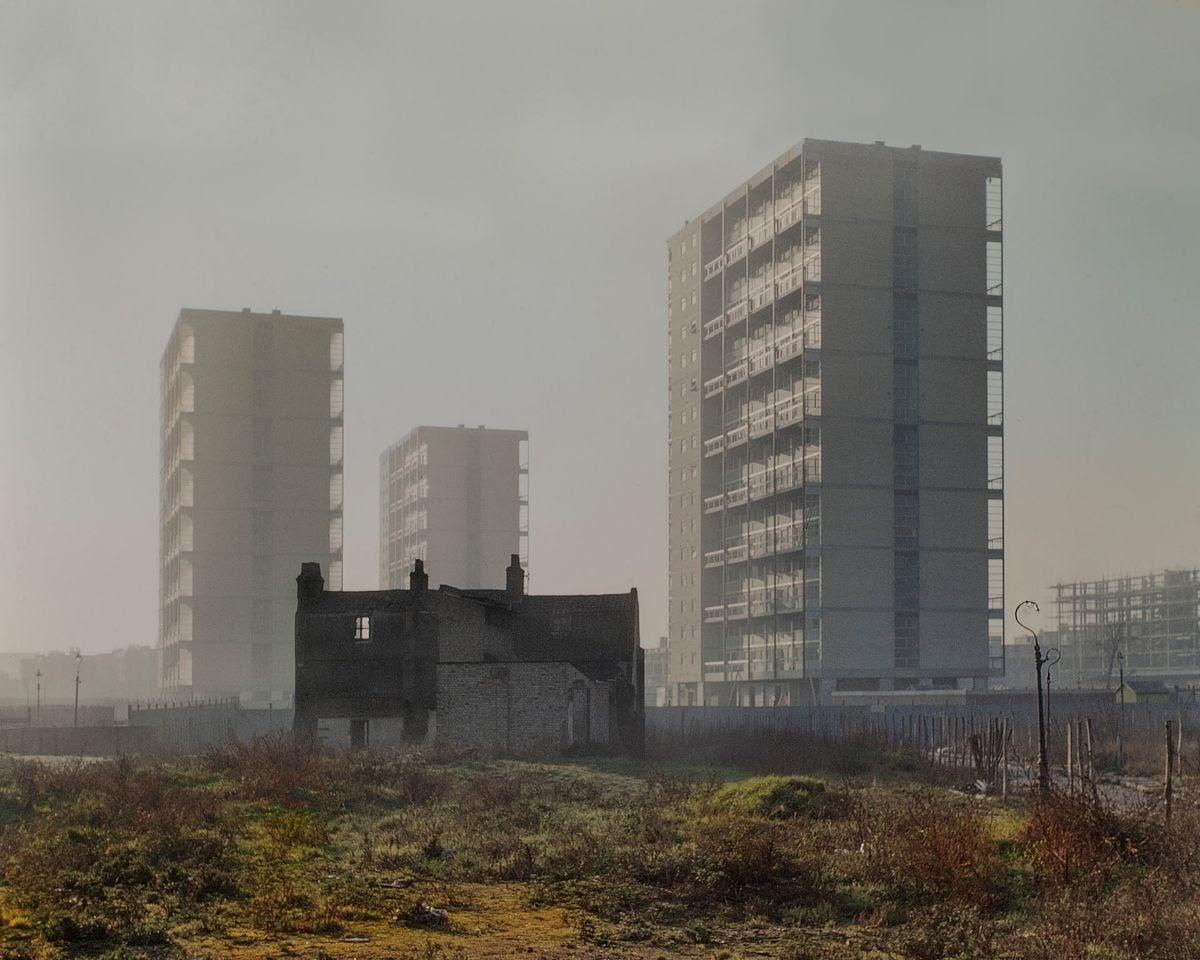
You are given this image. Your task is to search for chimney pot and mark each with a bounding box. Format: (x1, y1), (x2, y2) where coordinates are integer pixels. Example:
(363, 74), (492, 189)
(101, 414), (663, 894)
(506, 554), (524, 601)
(297, 562), (324, 604)
(409, 558), (428, 595)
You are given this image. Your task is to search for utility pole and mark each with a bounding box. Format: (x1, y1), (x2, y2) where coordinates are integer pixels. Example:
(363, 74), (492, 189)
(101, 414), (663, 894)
(35, 668), (42, 727)
(73, 652), (82, 728)
(1017, 600), (1059, 797)
(1117, 650), (1126, 772)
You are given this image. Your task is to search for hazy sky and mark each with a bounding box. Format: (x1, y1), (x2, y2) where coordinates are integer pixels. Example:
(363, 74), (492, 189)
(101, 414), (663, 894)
(1, 0), (1198, 654)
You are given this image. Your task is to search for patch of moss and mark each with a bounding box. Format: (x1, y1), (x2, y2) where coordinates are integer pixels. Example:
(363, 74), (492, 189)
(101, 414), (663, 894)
(710, 775), (827, 819)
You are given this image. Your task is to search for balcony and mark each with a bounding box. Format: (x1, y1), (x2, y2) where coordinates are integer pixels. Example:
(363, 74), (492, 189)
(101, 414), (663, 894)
(703, 435), (724, 458)
(749, 590), (774, 618)
(703, 255), (724, 281)
(748, 410), (774, 438)
(726, 422), (748, 449)
(749, 279), (775, 313)
(802, 317), (822, 349)
(775, 395), (804, 428)
(703, 493), (725, 514)
(725, 485), (748, 508)
(802, 253), (821, 283)
(703, 374), (724, 399)
(749, 217), (773, 248)
(703, 316), (724, 341)
(775, 199), (803, 235)
(775, 328), (803, 364)
(776, 522), (802, 553)
(776, 264), (803, 299)
(725, 299), (749, 327)
(725, 542), (748, 564)
(775, 460), (802, 493)
(725, 364), (747, 389)
(748, 470), (773, 501)
(726, 599), (749, 620)
(704, 605), (725, 623)
(776, 586), (802, 613)
(748, 345), (773, 377)
(748, 530), (769, 558)
(725, 236), (750, 267)
(703, 548), (725, 569)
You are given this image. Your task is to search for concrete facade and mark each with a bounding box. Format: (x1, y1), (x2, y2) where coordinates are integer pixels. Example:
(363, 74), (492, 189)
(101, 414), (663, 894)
(667, 139), (1004, 706)
(294, 557), (643, 757)
(380, 426), (529, 590)
(159, 308), (344, 702)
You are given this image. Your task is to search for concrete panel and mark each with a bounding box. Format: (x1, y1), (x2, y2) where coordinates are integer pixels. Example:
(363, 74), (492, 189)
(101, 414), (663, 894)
(818, 285), (892, 356)
(822, 487), (894, 549)
(819, 608), (894, 675)
(821, 546), (893, 608)
(920, 550), (987, 610)
(821, 352), (893, 421)
(919, 226), (984, 296)
(919, 490), (986, 550)
(919, 610), (988, 675)
(920, 424), (986, 489)
(921, 292), (986, 360)
(920, 356), (985, 424)
(821, 219), (891, 288)
(822, 419), (892, 486)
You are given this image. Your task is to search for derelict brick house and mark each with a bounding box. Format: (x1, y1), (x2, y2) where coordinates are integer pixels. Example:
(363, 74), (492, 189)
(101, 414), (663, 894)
(293, 556), (643, 756)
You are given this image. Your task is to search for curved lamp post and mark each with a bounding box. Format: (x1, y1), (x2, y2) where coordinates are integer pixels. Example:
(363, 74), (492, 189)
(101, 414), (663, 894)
(1016, 600), (1059, 796)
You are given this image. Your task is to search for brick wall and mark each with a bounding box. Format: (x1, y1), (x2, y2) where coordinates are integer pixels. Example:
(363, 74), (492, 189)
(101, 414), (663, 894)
(436, 662), (614, 757)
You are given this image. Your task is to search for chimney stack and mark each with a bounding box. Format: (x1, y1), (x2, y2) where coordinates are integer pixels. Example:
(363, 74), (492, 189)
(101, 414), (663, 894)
(297, 562), (324, 605)
(506, 554), (524, 601)
(409, 558), (428, 596)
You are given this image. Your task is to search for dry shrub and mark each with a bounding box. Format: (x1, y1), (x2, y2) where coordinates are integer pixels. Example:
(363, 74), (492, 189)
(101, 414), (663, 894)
(857, 790), (1001, 905)
(1022, 789), (1164, 888)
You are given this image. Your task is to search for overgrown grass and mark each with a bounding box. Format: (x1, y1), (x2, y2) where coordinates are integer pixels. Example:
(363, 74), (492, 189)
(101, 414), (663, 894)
(1, 743), (1199, 958)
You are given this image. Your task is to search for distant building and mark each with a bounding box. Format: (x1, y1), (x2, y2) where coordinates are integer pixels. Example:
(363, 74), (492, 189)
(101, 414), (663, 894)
(643, 636), (669, 706)
(159, 308), (344, 702)
(668, 139), (1005, 706)
(1053, 568), (1200, 688)
(1113, 679), (1174, 705)
(379, 426), (528, 590)
(10, 646), (160, 704)
(294, 556), (643, 757)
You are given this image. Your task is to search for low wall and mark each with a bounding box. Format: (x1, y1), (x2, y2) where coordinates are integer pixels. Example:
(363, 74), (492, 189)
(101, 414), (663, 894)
(0, 725), (157, 756)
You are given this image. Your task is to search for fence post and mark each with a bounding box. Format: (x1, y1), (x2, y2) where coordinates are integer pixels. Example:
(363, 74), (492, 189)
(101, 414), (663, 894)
(1165, 720), (1174, 824)
(1001, 719), (1009, 799)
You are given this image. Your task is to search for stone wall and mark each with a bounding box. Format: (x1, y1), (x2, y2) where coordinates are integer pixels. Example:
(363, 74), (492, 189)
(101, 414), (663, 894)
(436, 662), (613, 757)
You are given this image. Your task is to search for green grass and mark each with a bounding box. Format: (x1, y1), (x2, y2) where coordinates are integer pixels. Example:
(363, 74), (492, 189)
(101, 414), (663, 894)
(1, 742), (1199, 958)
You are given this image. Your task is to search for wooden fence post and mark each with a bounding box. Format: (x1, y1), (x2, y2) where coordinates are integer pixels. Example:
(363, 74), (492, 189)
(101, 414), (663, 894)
(1165, 720), (1174, 824)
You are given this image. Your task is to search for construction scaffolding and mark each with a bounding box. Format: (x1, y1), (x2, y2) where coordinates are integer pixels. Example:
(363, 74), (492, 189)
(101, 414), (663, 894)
(1052, 569), (1200, 688)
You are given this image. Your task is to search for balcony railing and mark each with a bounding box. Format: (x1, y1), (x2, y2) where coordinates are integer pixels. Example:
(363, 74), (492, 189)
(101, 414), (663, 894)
(725, 236), (750, 266)
(703, 605), (725, 623)
(726, 422), (748, 448)
(748, 470), (773, 500)
(725, 485), (748, 508)
(776, 265), (803, 299)
(726, 599), (748, 620)
(703, 435), (724, 458)
(749, 591), (774, 617)
(802, 317), (822, 348)
(725, 542), (748, 564)
(703, 549), (725, 569)
(703, 493), (724, 514)
(748, 530), (769, 558)
(775, 461), (802, 493)
(725, 364), (747, 389)
(703, 316), (723, 341)
(749, 219), (772, 248)
(775, 199), (803, 235)
(748, 410), (774, 438)
(803, 253), (821, 282)
(703, 374), (724, 398)
(775, 328), (803, 364)
(725, 299), (749, 326)
(703, 255), (724, 281)
(750, 280), (775, 312)
(748, 345), (773, 377)
(775, 395), (804, 428)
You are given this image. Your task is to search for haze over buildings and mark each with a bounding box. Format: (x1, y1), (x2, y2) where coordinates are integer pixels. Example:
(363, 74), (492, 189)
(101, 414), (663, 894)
(159, 308), (344, 702)
(2, 3), (1199, 662)
(667, 139), (1003, 704)
(380, 426), (529, 591)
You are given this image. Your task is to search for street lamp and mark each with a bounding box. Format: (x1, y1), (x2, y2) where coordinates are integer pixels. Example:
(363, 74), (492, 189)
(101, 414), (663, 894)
(1016, 600), (1059, 796)
(73, 652), (82, 729)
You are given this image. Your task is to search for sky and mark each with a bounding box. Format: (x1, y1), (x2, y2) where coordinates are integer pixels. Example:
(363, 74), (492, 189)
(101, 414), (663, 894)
(1, 0), (1198, 655)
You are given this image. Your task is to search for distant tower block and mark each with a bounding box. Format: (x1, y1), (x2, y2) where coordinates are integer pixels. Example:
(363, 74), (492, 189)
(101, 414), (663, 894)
(158, 308), (344, 703)
(379, 426), (529, 590)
